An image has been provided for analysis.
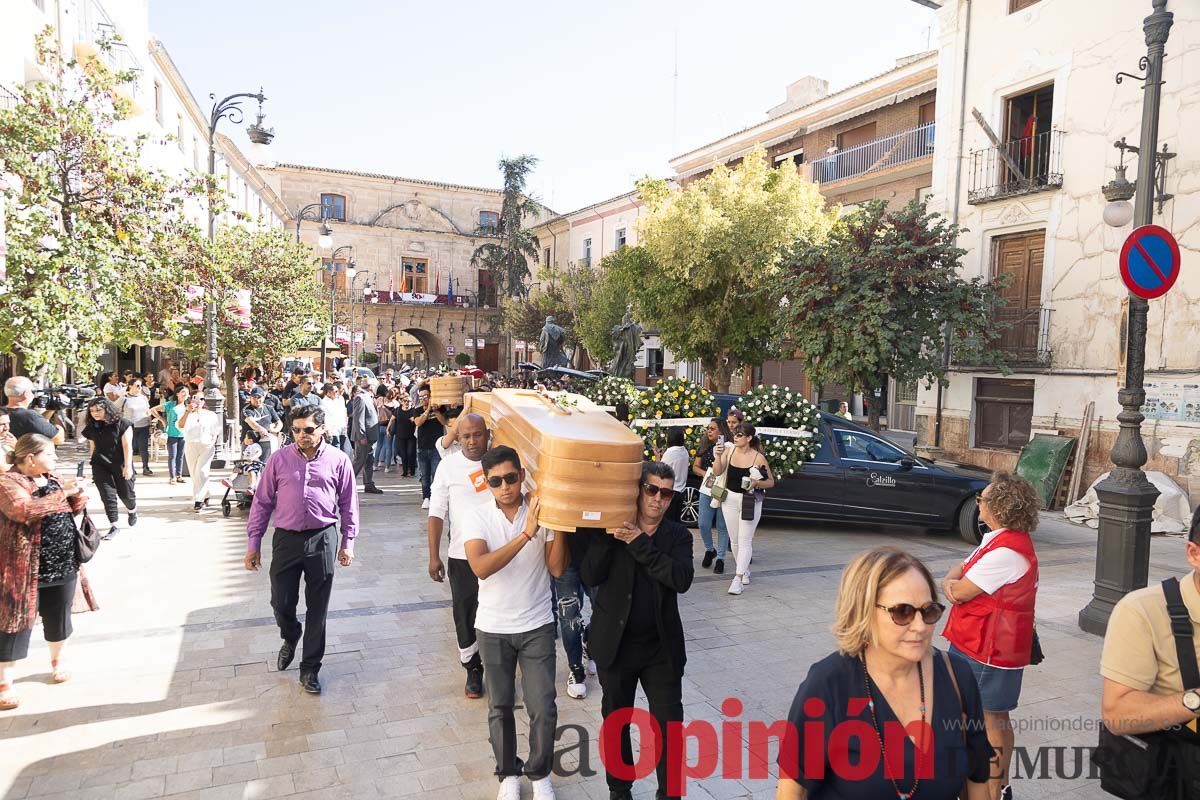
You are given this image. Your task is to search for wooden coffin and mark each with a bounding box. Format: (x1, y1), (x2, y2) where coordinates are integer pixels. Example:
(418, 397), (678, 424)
(465, 389), (644, 532)
(429, 375), (471, 407)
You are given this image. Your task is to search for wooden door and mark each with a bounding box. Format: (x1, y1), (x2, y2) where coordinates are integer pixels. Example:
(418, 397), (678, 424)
(476, 343), (498, 373)
(993, 231), (1045, 355)
(838, 122), (877, 150)
(919, 101), (936, 126)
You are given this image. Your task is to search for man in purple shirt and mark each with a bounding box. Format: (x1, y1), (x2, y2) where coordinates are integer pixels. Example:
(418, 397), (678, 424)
(245, 405), (359, 695)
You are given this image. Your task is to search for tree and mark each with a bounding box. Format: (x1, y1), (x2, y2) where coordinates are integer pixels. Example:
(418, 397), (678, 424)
(560, 254), (631, 368)
(501, 275), (577, 359)
(0, 31), (199, 375)
(623, 147), (835, 392)
(779, 199), (1009, 431)
(471, 155), (542, 299)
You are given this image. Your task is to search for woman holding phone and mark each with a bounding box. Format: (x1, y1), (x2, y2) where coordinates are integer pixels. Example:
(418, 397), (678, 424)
(692, 417), (733, 573)
(177, 392), (222, 512)
(712, 423), (774, 596)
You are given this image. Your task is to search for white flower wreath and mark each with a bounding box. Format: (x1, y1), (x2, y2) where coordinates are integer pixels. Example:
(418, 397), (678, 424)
(739, 384), (823, 478)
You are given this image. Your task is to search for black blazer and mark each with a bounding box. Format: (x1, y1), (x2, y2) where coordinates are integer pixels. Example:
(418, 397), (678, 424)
(579, 521), (694, 675)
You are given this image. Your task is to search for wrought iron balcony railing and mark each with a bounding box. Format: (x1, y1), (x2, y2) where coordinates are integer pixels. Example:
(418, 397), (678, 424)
(809, 122), (936, 184)
(967, 129), (1063, 204)
(954, 306), (1053, 368)
(0, 84), (20, 111)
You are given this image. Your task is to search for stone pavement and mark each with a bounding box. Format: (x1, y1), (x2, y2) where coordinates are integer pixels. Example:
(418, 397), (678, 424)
(0, 446), (1189, 799)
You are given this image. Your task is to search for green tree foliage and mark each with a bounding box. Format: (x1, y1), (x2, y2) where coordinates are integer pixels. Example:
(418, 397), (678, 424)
(471, 155), (541, 298)
(0, 32), (200, 375)
(561, 252), (633, 367)
(501, 273), (577, 357)
(625, 147), (835, 392)
(780, 199), (1008, 431)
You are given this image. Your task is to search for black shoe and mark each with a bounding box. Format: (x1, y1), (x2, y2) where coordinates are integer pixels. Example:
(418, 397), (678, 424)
(364, 485), (384, 494)
(127, 511), (137, 527)
(142, 468), (153, 476)
(702, 550), (716, 568)
(464, 665), (484, 698)
(1001, 786), (1013, 800)
(609, 791), (633, 800)
(713, 558), (724, 575)
(103, 525), (119, 540)
(193, 501), (202, 512)
(277, 639), (298, 671)
(299, 671), (321, 694)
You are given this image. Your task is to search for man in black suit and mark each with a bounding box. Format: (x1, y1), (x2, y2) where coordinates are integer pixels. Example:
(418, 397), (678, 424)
(581, 460), (694, 800)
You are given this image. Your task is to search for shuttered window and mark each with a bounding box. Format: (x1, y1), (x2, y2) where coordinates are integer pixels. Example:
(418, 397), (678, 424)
(975, 379), (1034, 451)
(1010, 0), (1042, 12)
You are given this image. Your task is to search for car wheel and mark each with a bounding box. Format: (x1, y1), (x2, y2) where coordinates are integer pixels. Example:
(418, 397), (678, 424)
(957, 497), (985, 545)
(680, 486), (700, 529)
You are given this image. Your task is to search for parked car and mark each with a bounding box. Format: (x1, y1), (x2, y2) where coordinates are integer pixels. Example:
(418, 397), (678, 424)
(679, 411), (991, 543)
(340, 367), (377, 382)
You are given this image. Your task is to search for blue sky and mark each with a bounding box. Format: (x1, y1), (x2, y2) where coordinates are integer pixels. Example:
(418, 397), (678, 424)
(150, 0), (938, 213)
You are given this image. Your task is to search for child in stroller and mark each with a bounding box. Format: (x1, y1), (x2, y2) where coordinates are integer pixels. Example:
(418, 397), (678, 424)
(220, 431), (264, 516)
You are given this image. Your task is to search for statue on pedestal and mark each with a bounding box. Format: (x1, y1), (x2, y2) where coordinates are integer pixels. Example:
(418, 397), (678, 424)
(609, 311), (643, 379)
(538, 315), (569, 368)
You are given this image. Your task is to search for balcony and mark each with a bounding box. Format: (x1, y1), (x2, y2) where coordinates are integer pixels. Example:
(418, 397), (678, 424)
(967, 129), (1063, 204)
(809, 122), (935, 185)
(0, 85), (20, 112)
(955, 306), (1053, 368)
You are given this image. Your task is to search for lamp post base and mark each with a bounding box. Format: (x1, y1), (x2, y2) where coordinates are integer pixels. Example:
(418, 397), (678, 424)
(1078, 473), (1158, 636)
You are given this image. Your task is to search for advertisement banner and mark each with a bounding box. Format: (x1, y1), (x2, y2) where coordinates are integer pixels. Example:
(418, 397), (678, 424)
(335, 325), (349, 344)
(186, 285), (205, 322)
(231, 288), (251, 329)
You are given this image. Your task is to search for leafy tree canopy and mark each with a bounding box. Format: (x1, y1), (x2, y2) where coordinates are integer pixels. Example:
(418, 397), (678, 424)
(471, 155), (541, 299)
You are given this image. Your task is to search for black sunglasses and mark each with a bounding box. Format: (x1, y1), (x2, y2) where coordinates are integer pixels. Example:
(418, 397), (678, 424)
(486, 472), (521, 488)
(876, 602), (946, 626)
(642, 483), (675, 498)
(291, 426), (319, 435)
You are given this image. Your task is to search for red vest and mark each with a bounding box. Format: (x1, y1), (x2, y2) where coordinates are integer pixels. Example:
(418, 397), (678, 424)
(943, 529), (1039, 668)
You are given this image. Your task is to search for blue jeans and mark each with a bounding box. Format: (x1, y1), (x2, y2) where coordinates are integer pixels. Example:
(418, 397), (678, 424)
(167, 436), (185, 479)
(417, 448), (441, 500)
(374, 426), (395, 465)
(698, 494), (730, 559)
(551, 567), (590, 670)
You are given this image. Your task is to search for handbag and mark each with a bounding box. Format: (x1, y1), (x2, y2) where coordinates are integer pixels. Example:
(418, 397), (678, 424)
(941, 649), (971, 799)
(1092, 577), (1200, 799)
(1029, 627), (1045, 665)
(75, 510), (102, 564)
(709, 470), (729, 503)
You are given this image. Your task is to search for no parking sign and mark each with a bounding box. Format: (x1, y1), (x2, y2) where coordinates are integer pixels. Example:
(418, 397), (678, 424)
(1120, 224), (1181, 300)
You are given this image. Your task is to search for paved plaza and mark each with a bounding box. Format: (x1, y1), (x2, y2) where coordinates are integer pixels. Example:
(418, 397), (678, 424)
(0, 452), (1186, 800)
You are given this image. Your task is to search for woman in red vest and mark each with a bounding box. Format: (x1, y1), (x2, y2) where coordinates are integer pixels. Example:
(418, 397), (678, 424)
(942, 472), (1041, 800)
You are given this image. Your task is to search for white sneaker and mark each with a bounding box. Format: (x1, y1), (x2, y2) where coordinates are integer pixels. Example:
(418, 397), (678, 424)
(421, 498), (430, 510)
(497, 776), (521, 800)
(531, 776), (556, 799)
(728, 576), (744, 595)
(566, 666), (587, 699)
(743, 568), (751, 585)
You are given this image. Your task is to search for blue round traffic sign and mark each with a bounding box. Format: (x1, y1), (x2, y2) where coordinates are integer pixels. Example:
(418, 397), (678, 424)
(1119, 224), (1180, 300)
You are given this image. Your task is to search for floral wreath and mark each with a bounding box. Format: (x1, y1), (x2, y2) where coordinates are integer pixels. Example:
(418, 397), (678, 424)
(628, 377), (719, 461)
(583, 375), (638, 407)
(738, 383), (822, 478)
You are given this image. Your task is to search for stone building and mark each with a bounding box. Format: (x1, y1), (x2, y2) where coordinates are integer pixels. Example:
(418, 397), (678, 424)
(912, 0), (1200, 498)
(261, 164), (545, 374)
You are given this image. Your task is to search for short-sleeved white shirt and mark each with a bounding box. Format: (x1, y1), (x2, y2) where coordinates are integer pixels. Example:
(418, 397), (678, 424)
(463, 498), (555, 635)
(428, 450), (492, 560)
(963, 529), (1031, 595)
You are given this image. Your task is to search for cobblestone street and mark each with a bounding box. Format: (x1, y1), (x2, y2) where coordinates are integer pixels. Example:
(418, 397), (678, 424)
(0, 451), (1181, 799)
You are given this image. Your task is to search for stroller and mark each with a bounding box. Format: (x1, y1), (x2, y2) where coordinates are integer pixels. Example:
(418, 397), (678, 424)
(220, 459), (259, 517)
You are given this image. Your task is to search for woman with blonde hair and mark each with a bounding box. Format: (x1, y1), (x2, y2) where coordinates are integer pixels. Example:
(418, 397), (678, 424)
(776, 546), (992, 799)
(712, 422), (774, 595)
(0, 434), (90, 710)
(942, 472), (1041, 800)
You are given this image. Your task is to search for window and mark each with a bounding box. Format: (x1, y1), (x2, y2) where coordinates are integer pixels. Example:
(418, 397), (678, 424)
(177, 115), (184, 151)
(479, 210), (499, 233)
(321, 193), (346, 222)
(837, 121), (877, 151)
(919, 101), (936, 127)
(153, 80), (162, 124)
(582, 238), (592, 267)
(646, 348), (664, 377)
(615, 228), (627, 249)
(401, 258), (428, 294)
(992, 230), (1045, 359)
(1010, 0), (1042, 11)
(834, 430), (908, 464)
(543, 247), (551, 266)
(322, 259), (350, 291)
(974, 378), (1034, 450)
(773, 148), (804, 169)
(1003, 83), (1054, 184)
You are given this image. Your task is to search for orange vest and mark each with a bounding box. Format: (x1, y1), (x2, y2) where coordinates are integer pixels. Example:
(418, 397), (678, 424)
(943, 529), (1039, 668)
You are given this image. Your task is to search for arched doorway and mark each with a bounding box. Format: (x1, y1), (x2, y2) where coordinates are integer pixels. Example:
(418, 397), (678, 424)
(384, 328), (445, 370)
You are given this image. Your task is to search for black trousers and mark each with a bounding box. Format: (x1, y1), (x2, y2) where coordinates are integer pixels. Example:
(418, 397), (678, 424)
(352, 438), (376, 487)
(131, 426), (150, 470)
(598, 642), (685, 799)
(92, 463), (136, 523)
(397, 438), (416, 475)
(269, 526), (335, 674)
(447, 557), (480, 667)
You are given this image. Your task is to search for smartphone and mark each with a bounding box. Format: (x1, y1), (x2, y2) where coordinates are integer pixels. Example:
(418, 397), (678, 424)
(76, 461), (85, 478)
(716, 435), (725, 451)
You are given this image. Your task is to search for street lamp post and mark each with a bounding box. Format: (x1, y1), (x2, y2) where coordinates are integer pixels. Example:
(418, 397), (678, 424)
(349, 272), (372, 368)
(206, 89), (271, 457)
(322, 246), (355, 381)
(453, 277), (481, 365)
(1079, 0), (1175, 635)
(295, 201), (333, 245)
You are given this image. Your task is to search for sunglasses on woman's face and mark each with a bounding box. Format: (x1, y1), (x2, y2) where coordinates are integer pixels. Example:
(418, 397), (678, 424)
(291, 426), (319, 435)
(486, 472), (521, 488)
(642, 483), (674, 498)
(876, 602), (946, 626)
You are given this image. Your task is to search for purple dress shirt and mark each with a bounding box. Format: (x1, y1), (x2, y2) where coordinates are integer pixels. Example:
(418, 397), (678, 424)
(246, 442), (360, 553)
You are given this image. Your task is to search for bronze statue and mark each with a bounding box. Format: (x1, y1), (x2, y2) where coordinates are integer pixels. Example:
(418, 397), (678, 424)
(538, 315), (569, 369)
(609, 311), (642, 379)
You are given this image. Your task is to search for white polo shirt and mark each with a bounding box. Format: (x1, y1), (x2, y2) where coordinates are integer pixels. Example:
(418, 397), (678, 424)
(428, 450), (493, 560)
(463, 498), (555, 635)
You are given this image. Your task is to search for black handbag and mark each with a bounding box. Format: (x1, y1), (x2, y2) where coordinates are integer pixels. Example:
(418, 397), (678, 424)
(1092, 578), (1200, 799)
(1029, 627), (1045, 665)
(75, 510), (102, 564)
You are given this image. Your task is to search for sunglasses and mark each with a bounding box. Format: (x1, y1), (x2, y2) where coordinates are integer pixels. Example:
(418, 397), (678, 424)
(642, 483), (674, 498)
(291, 426), (319, 435)
(486, 472), (521, 488)
(876, 602), (946, 626)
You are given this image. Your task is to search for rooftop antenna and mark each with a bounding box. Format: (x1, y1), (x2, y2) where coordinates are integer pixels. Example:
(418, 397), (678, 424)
(671, 29), (679, 153)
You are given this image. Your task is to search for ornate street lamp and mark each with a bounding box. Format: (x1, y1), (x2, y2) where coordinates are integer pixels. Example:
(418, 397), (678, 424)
(1079, 0), (1176, 635)
(322, 246), (354, 380)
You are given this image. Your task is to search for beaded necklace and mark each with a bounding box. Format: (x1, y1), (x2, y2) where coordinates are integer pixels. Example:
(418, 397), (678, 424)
(860, 655), (927, 800)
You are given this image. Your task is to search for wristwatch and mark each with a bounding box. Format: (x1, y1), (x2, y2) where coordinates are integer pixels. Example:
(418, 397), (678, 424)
(1183, 689), (1200, 713)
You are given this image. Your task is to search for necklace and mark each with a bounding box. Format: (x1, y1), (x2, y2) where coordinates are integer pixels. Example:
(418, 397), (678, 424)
(860, 655), (926, 800)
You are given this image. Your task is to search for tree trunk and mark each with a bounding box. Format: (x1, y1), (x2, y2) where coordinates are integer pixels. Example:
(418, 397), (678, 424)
(224, 360), (239, 451)
(708, 356), (733, 394)
(862, 385), (882, 432)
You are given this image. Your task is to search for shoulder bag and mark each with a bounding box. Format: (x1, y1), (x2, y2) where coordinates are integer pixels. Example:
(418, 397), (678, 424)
(1092, 577), (1200, 799)
(75, 510), (102, 564)
(941, 649), (971, 799)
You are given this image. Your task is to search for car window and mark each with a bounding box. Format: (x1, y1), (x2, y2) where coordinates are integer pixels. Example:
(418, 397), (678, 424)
(811, 429), (836, 463)
(834, 429), (908, 464)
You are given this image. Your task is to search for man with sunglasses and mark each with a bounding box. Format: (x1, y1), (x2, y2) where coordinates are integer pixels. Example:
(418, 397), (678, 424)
(244, 406), (359, 695)
(463, 445), (567, 800)
(581, 461), (694, 800)
(427, 414), (493, 699)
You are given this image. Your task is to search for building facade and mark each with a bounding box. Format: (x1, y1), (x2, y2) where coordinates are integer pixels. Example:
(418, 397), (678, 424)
(669, 53), (937, 420)
(914, 0), (1200, 498)
(262, 164), (536, 374)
